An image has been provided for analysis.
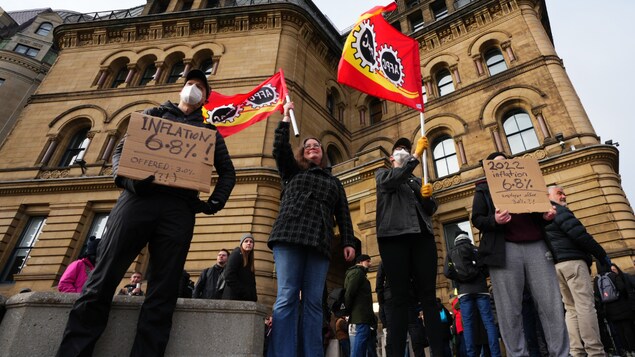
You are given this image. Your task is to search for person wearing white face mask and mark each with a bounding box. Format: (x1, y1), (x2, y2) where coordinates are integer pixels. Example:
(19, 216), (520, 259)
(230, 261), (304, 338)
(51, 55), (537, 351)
(375, 136), (445, 357)
(57, 69), (236, 357)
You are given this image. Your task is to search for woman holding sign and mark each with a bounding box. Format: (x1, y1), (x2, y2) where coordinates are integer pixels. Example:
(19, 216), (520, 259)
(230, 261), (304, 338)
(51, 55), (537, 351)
(471, 152), (567, 357)
(267, 102), (356, 357)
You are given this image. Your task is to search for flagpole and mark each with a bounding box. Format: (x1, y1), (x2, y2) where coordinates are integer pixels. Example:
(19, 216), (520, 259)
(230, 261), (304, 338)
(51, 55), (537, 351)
(420, 111), (428, 184)
(285, 95), (300, 137)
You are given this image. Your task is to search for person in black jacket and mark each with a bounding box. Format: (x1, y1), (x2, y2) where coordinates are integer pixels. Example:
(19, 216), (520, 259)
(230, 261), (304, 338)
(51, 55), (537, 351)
(57, 69), (236, 357)
(344, 254), (374, 357)
(471, 152), (567, 357)
(193, 248), (229, 299)
(595, 264), (635, 356)
(267, 102), (356, 357)
(444, 231), (501, 357)
(375, 136), (443, 357)
(222, 233), (257, 302)
(546, 185), (610, 357)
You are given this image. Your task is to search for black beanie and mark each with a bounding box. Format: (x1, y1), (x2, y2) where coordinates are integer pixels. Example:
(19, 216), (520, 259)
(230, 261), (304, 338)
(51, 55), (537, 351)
(392, 138), (412, 152)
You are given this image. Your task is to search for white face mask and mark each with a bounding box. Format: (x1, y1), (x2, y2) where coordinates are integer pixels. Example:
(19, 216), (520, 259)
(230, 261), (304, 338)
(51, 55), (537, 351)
(180, 84), (203, 105)
(392, 148), (410, 164)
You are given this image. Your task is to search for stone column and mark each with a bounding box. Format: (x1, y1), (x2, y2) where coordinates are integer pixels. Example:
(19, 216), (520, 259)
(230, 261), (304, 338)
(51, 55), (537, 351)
(101, 131), (119, 162)
(532, 107), (550, 139)
(40, 135), (59, 166)
(491, 126), (504, 152)
(473, 55), (484, 76)
(124, 64), (137, 85)
(97, 67), (109, 88)
(456, 138), (467, 166)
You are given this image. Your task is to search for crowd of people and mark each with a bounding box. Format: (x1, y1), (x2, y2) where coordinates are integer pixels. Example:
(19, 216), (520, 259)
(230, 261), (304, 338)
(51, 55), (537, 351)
(50, 72), (635, 357)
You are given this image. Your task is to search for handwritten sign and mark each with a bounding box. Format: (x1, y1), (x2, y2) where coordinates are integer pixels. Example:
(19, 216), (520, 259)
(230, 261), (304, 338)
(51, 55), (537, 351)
(483, 157), (551, 213)
(117, 112), (216, 193)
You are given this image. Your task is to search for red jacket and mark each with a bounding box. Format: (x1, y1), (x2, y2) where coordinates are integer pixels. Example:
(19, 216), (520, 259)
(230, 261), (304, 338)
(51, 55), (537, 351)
(452, 298), (463, 334)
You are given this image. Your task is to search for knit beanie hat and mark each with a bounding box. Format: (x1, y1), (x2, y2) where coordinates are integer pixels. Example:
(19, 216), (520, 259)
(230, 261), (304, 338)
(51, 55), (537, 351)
(84, 236), (100, 256)
(454, 231), (471, 245)
(355, 254), (371, 264)
(240, 233), (254, 246)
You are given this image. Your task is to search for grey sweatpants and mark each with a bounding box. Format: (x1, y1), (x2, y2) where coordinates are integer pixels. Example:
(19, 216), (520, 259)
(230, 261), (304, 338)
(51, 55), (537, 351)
(489, 240), (569, 357)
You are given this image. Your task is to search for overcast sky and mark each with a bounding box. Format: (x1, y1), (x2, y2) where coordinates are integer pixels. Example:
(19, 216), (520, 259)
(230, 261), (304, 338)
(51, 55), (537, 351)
(4, 0), (634, 201)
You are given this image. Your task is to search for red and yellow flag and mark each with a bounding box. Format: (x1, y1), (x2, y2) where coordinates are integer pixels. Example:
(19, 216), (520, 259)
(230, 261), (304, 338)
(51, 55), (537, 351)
(203, 71), (287, 137)
(337, 2), (423, 111)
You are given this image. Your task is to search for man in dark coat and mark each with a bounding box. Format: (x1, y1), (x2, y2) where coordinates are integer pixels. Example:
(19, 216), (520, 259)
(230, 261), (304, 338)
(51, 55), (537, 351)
(471, 152), (567, 357)
(444, 231), (500, 357)
(546, 185), (610, 357)
(193, 248), (229, 299)
(344, 254), (375, 357)
(57, 69), (236, 357)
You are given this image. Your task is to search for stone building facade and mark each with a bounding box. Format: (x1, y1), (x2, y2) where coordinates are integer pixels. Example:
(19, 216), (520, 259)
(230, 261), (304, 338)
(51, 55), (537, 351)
(0, 0), (632, 308)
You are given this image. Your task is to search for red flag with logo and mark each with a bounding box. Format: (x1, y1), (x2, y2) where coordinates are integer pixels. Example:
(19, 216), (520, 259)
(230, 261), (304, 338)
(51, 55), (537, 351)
(203, 70), (287, 137)
(337, 2), (423, 111)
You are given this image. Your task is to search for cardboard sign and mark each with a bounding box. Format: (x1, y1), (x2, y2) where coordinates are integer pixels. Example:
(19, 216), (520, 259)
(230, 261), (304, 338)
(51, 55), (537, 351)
(117, 112), (216, 193)
(483, 157), (551, 213)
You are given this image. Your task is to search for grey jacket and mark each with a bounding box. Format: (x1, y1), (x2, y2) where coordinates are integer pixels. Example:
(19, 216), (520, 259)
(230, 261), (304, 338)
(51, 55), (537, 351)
(375, 157), (437, 238)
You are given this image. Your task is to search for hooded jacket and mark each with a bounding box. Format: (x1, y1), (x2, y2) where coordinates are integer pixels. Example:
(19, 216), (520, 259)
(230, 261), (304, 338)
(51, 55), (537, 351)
(111, 101), (236, 209)
(344, 264), (375, 325)
(58, 258), (94, 293)
(375, 157), (437, 238)
(545, 201), (608, 265)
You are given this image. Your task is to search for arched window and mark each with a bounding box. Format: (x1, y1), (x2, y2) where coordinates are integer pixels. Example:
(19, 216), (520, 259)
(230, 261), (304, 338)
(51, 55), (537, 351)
(436, 69), (454, 96)
(485, 48), (507, 76)
(369, 98), (383, 124)
(167, 61), (185, 83)
(326, 145), (343, 166)
(111, 67), (127, 88)
(503, 110), (539, 154)
(139, 64), (156, 86)
(200, 58), (214, 77)
(326, 93), (335, 117)
(432, 136), (459, 177)
(35, 22), (53, 36)
(421, 80), (428, 104)
(59, 128), (90, 167)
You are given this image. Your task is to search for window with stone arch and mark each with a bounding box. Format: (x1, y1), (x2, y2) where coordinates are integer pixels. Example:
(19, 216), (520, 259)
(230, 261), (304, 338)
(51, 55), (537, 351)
(369, 97), (383, 124)
(326, 144), (343, 166)
(137, 55), (158, 86)
(432, 135), (459, 177)
(503, 110), (540, 155)
(35, 22), (53, 36)
(484, 47), (507, 76)
(193, 49), (217, 78)
(435, 68), (454, 96)
(326, 88), (342, 120)
(163, 52), (186, 84)
(107, 57), (130, 89)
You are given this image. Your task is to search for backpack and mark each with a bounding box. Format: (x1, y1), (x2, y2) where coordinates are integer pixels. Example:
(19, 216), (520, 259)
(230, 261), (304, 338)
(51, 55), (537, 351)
(449, 242), (480, 282)
(328, 287), (347, 317)
(597, 273), (619, 303)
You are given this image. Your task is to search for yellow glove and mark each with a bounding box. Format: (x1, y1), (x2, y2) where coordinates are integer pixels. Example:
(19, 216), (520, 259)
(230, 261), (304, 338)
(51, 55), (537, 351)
(414, 136), (429, 157)
(421, 183), (433, 198)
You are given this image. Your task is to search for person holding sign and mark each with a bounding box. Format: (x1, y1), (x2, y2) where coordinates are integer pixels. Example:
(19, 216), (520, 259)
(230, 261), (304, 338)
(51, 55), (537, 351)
(57, 69), (236, 357)
(375, 137), (444, 357)
(267, 102), (356, 357)
(471, 152), (568, 357)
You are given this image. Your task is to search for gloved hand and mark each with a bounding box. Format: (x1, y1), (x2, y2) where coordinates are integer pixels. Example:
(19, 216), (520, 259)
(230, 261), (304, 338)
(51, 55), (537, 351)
(195, 199), (224, 215)
(421, 183), (433, 198)
(115, 175), (155, 196)
(414, 136), (429, 157)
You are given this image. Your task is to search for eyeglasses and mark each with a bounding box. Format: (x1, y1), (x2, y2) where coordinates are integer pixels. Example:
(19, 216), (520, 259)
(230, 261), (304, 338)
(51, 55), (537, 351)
(304, 144), (321, 150)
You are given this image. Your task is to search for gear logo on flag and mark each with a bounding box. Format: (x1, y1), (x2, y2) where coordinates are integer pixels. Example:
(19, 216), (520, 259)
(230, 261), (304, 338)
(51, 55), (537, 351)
(377, 44), (405, 87)
(351, 20), (377, 71)
(205, 104), (243, 124)
(245, 84), (280, 109)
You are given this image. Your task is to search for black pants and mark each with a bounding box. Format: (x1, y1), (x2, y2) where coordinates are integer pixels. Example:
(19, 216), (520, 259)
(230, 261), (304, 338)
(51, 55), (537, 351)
(57, 190), (195, 357)
(378, 232), (442, 357)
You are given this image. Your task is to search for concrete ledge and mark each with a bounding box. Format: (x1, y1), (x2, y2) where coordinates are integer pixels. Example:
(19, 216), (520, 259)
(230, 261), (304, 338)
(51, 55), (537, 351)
(0, 292), (266, 357)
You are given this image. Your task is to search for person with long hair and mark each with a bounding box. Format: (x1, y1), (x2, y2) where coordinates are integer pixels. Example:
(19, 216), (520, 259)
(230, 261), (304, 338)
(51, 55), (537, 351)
(267, 102), (356, 357)
(222, 233), (257, 302)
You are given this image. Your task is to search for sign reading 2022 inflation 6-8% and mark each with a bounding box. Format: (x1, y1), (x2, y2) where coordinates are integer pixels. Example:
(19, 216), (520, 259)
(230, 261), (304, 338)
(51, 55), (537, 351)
(117, 112), (217, 193)
(483, 157), (552, 214)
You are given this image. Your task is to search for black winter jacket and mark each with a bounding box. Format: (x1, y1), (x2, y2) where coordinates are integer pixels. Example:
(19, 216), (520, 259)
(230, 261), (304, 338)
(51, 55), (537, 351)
(471, 181), (547, 267)
(112, 101), (236, 209)
(545, 201), (608, 265)
(222, 247), (257, 302)
(443, 242), (489, 295)
(193, 264), (225, 299)
(344, 265), (375, 325)
(375, 157), (437, 238)
(268, 122), (355, 258)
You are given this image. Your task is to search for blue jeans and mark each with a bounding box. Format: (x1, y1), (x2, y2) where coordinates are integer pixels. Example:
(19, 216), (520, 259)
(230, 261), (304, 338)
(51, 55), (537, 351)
(267, 244), (329, 357)
(350, 323), (370, 357)
(340, 339), (351, 357)
(459, 294), (501, 357)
